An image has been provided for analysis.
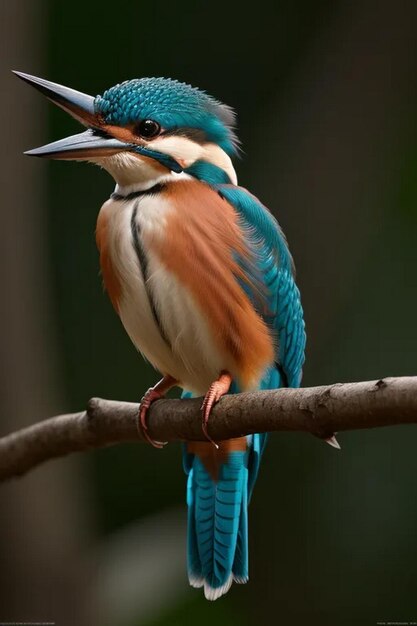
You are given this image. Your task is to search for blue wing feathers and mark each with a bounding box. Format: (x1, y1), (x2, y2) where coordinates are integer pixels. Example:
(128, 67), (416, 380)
(184, 185), (305, 598)
(217, 185), (305, 386)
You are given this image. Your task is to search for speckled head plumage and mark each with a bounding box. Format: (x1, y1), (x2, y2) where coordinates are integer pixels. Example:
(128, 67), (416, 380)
(95, 77), (238, 155)
(13, 71), (239, 186)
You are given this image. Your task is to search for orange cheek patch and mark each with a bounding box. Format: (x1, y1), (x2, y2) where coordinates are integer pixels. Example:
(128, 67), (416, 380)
(100, 122), (140, 144)
(98, 123), (170, 174)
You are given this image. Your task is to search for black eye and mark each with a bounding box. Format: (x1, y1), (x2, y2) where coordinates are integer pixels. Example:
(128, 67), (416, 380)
(135, 119), (161, 139)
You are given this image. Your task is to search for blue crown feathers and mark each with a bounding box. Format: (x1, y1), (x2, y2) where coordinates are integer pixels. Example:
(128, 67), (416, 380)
(95, 77), (239, 155)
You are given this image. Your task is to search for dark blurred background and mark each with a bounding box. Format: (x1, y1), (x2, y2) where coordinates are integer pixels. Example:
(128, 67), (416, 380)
(1, 1), (417, 624)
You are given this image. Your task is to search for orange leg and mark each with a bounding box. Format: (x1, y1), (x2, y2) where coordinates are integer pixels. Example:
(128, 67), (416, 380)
(201, 371), (233, 448)
(138, 375), (178, 448)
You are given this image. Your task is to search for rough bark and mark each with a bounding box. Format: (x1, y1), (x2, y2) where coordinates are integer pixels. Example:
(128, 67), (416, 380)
(1, 377), (416, 482)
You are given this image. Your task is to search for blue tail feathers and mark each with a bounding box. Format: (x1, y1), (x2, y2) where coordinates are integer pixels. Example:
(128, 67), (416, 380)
(184, 446), (250, 600)
(182, 365), (280, 600)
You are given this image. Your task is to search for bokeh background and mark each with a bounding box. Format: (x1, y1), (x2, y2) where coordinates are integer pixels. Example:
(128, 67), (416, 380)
(1, 1), (417, 624)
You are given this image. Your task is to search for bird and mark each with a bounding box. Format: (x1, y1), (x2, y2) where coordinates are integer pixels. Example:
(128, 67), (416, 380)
(14, 70), (321, 601)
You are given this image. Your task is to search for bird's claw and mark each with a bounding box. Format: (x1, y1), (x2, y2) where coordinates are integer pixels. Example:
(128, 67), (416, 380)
(138, 388), (167, 449)
(201, 390), (220, 449)
(201, 372), (232, 448)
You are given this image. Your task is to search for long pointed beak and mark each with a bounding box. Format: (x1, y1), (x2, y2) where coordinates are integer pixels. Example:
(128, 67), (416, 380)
(24, 129), (129, 160)
(13, 70), (97, 127)
(13, 71), (184, 171)
(13, 70), (124, 160)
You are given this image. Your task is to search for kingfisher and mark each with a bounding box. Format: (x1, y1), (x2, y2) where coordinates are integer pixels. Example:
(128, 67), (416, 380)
(14, 70), (321, 600)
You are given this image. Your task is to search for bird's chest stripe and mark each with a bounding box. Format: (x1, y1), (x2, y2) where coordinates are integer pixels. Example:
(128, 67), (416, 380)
(130, 200), (171, 347)
(111, 182), (167, 203)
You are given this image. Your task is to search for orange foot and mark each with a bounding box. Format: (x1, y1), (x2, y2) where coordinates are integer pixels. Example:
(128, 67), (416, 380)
(138, 375), (177, 449)
(201, 371), (232, 448)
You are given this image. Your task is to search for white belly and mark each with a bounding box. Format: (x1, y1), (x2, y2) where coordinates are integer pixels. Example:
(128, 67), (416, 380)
(101, 194), (225, 395)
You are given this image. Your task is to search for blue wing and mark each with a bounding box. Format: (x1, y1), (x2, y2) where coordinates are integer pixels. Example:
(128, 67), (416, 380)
(217, 184), (306, 388)
(216, 184), (306, 494)
(183, 184), (306, 597)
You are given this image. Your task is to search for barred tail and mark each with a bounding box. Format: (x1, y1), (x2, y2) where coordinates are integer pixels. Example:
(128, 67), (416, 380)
(185, 449), (249, 600)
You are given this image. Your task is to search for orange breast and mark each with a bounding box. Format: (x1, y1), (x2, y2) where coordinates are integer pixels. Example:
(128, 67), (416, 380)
(148, 179), (274, 390)
(96, 208), (122, 313)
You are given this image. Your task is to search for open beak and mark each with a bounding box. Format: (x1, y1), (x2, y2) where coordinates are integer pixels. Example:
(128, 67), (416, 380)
(13, 71), (128, 160)
(23, 129), (130, 160)
(13, 71), (184, 172)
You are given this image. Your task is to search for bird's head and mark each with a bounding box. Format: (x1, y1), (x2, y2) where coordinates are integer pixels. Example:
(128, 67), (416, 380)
(14, 72), (239, 188)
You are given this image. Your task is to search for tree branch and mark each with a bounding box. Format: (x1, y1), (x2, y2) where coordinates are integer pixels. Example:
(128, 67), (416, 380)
(1, 376), (416, 482)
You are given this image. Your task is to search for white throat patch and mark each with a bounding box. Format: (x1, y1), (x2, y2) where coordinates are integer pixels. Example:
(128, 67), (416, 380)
(93, 137), (237, 188)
